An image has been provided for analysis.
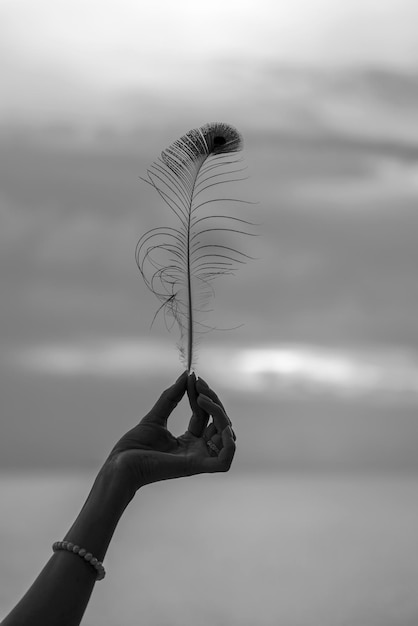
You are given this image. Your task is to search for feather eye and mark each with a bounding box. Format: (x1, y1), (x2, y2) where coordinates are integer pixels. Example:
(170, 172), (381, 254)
(135, 121), (256, 372)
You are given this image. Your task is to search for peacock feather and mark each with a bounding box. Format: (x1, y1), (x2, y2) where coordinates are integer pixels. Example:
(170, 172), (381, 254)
(135, 122), (256, 372)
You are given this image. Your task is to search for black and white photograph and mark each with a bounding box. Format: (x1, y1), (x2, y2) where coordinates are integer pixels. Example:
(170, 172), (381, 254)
(1, 1), (418, 624)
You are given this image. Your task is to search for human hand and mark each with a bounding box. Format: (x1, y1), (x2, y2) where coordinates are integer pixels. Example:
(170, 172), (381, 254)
(107, 371), (236, 493)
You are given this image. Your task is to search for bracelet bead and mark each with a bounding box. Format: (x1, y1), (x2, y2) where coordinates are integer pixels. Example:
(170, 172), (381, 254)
(52, 541), (106, 581)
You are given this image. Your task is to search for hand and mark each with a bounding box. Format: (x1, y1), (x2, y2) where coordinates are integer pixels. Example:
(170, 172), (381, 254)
(0, 373), (235, 626)
(107, 371), (236, 492)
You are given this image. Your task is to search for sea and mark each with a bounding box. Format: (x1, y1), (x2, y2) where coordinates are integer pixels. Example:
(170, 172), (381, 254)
(1, 471), (418, 626)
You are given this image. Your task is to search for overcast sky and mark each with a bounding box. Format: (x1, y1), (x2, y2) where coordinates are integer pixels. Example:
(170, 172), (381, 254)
(1, 0), (418, 470)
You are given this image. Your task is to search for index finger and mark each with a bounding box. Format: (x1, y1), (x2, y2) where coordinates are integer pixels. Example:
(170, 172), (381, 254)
(187, 373), (210, 437)
(196, 379), (235, 438)
(196, 377), (226, 411)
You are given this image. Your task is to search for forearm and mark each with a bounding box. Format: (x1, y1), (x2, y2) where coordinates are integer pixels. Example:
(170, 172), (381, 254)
(2, 459), (134, 626)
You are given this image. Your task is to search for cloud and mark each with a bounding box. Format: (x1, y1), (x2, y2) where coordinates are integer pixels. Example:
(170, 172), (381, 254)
(2, 120), (418, 357)
(8, 339), (418, 403)
(11, 338), (174, 377)
(2, 0), (418, 129)
(287, 156), (418, 207)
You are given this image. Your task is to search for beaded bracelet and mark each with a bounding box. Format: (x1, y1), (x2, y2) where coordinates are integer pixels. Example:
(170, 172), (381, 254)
(52, 541), (106, 581)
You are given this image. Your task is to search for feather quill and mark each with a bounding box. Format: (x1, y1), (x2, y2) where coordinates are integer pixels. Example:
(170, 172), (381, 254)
(135, 122), (255, 372)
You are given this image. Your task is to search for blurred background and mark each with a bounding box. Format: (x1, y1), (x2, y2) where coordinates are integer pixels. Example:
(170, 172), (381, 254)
(1, 0), (418, 624)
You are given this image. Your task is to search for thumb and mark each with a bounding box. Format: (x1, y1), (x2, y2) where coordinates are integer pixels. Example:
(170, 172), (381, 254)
(142, 371), (188, 426)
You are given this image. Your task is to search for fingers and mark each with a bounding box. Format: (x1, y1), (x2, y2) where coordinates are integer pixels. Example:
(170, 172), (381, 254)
(203, 425), (236, 473)
(203, 422), (217, 441)
(142, 371), (188, 426)
(197, 392), (233, 438)
(187, 373), (210, 437)
(196, 377), (226, 411)
(197, 378), (237, 468)
(196, 378), (236, 439)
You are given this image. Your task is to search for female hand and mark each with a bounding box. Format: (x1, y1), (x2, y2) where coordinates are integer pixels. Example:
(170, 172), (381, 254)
(107, 371), (236, 493)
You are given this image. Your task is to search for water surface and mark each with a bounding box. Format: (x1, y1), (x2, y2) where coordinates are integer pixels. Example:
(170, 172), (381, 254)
(1, 471), (418, 626)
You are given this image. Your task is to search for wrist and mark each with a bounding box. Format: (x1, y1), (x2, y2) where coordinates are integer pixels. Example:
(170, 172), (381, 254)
(63, 457), (135, 563)
(98, 455), (138, 504)
(102, 451), (147, 497)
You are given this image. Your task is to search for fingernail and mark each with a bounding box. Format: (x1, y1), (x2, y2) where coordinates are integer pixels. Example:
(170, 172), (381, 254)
(196, 377), (209, 388)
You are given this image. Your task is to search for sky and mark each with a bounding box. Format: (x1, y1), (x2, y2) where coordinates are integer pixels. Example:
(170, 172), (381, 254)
(1, 0), (418, 470)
